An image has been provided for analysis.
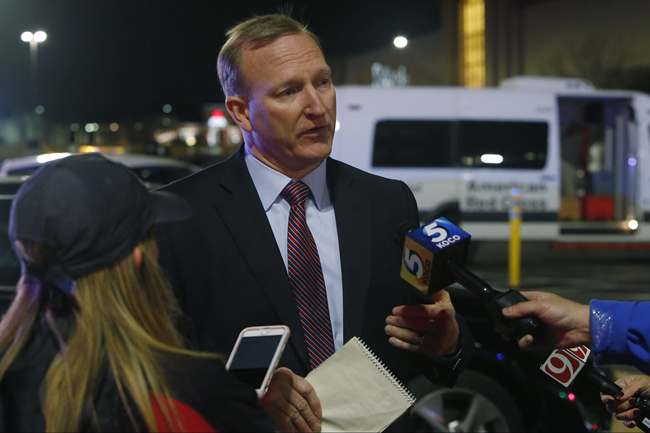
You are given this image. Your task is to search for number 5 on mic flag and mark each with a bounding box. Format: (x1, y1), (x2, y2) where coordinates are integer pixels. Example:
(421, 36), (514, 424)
(541, 346), (592, 387)
(399, 218), (471, 294)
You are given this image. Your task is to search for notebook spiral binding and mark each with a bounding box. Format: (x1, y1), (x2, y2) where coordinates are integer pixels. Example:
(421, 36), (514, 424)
(353, 337), (417, 405)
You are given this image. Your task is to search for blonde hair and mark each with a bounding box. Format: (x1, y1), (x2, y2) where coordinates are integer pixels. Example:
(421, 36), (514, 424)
(217, 13), (321, 97)
(0, 231), (216, 432)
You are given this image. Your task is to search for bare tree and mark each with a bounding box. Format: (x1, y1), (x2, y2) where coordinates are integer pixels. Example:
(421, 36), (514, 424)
(537, 36), (631, 89)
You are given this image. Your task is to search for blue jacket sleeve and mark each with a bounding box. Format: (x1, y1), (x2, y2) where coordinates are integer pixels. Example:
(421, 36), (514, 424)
(591, 299), (650, 374)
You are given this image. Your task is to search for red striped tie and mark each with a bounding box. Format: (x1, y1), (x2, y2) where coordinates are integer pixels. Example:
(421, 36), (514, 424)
(282, 181), (335, 369)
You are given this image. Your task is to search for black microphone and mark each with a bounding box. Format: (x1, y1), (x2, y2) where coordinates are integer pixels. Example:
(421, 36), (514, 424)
(400, 217), (650, 431)
(399, 217), (541, 342)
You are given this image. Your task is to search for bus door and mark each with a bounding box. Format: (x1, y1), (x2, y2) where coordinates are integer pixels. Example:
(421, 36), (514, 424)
(558, 97), (637, 234)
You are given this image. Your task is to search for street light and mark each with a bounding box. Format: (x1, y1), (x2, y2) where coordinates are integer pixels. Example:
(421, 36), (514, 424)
(21, 31), (47, 43)
(21, 30), (47, 105)
(393, 36), (408, 49)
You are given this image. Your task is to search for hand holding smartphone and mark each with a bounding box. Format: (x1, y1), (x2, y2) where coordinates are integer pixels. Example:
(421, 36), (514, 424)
(225, 325), (290, 398)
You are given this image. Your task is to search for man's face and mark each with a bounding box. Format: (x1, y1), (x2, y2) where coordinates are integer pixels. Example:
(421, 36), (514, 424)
(237, 32), (336, 178)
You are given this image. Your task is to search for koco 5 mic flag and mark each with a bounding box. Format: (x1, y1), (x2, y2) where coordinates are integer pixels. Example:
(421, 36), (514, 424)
(400, 217), (471, 293)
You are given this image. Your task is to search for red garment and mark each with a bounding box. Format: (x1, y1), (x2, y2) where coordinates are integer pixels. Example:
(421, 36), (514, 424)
(150, 391), (217, 432)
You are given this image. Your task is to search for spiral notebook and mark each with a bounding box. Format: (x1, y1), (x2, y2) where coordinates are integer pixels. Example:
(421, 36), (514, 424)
(305, 336), (416, 432)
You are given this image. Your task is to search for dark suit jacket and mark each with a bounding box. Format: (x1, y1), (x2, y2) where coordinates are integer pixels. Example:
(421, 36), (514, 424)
(156, 147), (470, 390)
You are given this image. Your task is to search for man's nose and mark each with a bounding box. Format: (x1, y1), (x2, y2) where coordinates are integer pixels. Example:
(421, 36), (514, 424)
(303, 86), (327, 116)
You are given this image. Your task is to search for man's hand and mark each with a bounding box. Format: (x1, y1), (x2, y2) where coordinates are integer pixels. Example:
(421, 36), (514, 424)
(385, 289), (460, 358)
(601, 375), (650, 429)
(260, 367), (322, 432)
(501, 291), (591, 350)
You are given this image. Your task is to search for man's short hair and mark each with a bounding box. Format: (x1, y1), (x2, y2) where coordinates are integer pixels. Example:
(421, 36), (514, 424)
(217, 14), (322, 98)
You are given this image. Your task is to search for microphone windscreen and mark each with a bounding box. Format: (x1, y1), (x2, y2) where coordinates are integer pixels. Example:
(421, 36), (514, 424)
(394, 221), (419, 246)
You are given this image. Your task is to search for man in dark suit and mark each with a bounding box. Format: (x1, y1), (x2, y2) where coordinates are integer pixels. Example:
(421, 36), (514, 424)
(157, 13), (471, 432)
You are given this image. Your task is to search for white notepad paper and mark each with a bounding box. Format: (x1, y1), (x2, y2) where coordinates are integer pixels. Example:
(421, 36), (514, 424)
(305, 336), (416, 432)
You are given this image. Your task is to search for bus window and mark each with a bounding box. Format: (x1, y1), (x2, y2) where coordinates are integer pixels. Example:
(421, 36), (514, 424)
(372, 120), (453, 167)
(457, 120), (548, 169)
(372, 119), (548, 169)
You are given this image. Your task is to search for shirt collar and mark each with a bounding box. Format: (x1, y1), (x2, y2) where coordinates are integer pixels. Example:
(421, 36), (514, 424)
(244, 148), (330, 211)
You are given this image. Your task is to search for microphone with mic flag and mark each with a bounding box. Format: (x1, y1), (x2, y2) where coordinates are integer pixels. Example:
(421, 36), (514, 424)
(400, 217), (650, 431)
(400, 217), (541, 343)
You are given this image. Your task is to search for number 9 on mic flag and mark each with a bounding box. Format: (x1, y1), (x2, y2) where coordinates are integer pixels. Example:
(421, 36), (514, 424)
(541, 346), (592, 387)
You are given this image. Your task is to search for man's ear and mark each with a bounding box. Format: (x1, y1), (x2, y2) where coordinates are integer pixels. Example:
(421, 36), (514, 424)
(226, 96), (253, 132)
(133, 246), (143, 269)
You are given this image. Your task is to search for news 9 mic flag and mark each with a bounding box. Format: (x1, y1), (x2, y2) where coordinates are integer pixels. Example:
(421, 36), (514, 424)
(541, 346), (591, 387)
(400, 218), (471, 294)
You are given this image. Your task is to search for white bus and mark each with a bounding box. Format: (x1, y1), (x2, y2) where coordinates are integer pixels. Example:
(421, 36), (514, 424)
(330, 77), (650, 245)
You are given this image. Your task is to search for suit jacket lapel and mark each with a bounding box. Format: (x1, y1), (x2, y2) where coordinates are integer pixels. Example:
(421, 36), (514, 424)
(214, 150), (311, 371)
(327, 160), (372, 342)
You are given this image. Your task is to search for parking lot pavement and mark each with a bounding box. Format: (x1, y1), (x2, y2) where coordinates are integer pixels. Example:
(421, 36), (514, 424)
(466, 241), (650, 304)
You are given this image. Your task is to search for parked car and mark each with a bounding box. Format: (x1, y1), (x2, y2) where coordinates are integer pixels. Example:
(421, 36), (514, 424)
(0, 152), (200, 313)
(0, 153), (200, 188)
(0, 179), (26, 311)
(411, 285), (612, 432)
(0, 174), (611, 432)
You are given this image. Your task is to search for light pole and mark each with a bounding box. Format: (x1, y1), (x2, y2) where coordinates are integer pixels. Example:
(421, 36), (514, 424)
(21, 31), (47, 106)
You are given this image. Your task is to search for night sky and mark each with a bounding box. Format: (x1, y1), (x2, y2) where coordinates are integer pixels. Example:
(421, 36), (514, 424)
(0, 0), (441, 123)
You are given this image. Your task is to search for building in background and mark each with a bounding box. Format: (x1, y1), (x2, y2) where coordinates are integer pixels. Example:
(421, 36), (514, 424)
(332, 0), (650, 90)
(3, 0), (650, 159)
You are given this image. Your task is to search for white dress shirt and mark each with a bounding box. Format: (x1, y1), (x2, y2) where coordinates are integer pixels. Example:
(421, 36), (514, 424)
(244, 149), (344, 351)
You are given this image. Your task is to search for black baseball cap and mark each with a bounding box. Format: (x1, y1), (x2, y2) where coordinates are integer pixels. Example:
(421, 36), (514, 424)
(8, 153), (191, 282)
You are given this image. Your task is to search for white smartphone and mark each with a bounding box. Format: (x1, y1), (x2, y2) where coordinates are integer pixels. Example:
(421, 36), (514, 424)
(225, 325), (290, 398)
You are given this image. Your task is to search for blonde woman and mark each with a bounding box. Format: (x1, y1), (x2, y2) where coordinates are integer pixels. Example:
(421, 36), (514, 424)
(0, 153), (273, 432)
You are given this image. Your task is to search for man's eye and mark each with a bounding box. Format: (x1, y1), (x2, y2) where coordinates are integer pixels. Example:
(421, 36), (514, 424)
(319, 78), (330, 86)
(282, 88), (296, 96)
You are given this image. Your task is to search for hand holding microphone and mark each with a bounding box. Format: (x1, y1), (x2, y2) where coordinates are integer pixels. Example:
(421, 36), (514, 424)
(604, 375), (650, 430)
(502, 291), (650, 430)
(399, 217), (545, 343)
(501, 290), (592, 350)
(385, 221), (462, 359)
(386, 290), (460, 358)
